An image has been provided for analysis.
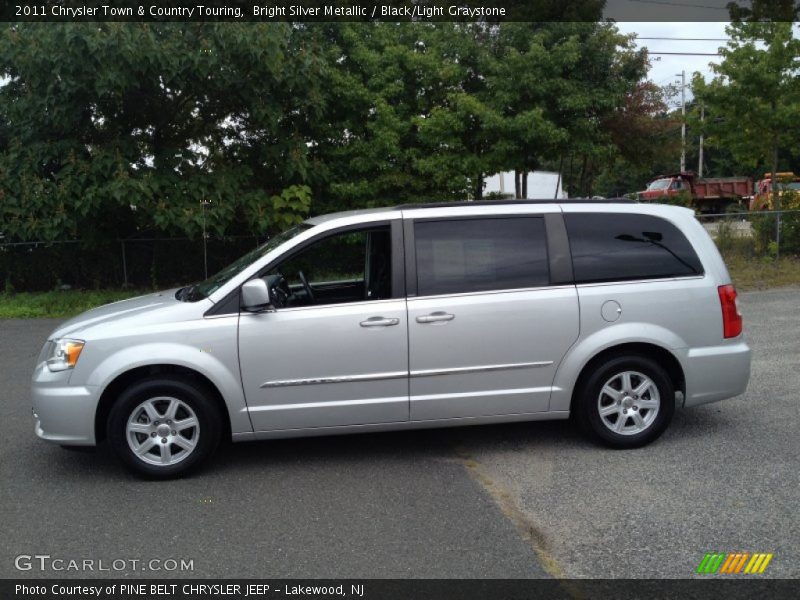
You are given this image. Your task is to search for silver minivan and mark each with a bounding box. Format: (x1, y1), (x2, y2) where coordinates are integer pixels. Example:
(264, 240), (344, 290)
(31, 201), (751, 477)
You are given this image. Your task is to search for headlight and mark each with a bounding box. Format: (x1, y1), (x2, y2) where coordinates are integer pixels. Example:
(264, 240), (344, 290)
(46, 339), (85, 372)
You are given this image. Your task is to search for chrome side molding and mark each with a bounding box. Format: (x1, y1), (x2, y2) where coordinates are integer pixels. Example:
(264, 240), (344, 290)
(261, 371), (407, 388)
(260, 361), (553, 388)
(410, 361), (553, 378)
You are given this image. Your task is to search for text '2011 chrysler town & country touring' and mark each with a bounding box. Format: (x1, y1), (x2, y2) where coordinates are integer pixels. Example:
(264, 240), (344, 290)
(31, 201), (751, 477)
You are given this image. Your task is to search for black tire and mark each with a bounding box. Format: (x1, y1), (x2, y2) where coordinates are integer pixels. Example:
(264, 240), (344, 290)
(575, 355), (674, 449)
(107, 376), (221, 479)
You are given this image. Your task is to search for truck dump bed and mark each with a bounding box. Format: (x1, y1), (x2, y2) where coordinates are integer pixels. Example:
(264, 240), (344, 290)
(693, 177), (752, 199)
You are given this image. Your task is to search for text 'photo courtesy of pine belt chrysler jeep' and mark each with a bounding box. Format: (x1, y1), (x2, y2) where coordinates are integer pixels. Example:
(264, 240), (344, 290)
(31, 201), (751, 478)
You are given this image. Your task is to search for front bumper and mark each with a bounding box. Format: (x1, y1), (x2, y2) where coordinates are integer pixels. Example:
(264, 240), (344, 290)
(682, 341), (751, 408)
(31, 363), (98, 446)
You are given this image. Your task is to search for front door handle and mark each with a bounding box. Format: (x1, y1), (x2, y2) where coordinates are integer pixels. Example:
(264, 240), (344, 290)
(416, 312), (455, 324)
(360, 316), (400, 328)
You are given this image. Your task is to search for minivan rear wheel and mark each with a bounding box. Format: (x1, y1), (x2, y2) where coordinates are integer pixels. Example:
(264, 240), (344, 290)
(576, 355), (674, 448)
(107, 376), (221, 478)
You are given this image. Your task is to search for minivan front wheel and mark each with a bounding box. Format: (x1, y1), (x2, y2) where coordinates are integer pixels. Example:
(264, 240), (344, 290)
(108, 377), (221, 478)
(576, 356), (674, 448)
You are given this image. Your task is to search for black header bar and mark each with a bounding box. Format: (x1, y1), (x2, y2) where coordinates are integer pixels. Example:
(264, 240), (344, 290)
(3, 0), (795, 23)
(3, 579), (800, 600)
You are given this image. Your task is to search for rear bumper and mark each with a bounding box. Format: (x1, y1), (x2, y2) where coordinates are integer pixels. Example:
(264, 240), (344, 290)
(682, 341), (751, 408)
(31, 364), (98, 446)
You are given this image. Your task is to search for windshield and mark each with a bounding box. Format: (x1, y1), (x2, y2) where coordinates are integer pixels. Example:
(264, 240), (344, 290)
(647, 179), (671, 191)
(180, 223), (313, 301)
(761, 181), (800, 192)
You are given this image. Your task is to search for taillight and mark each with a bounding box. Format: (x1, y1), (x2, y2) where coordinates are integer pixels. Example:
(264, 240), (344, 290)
(718, 284), (742, 338)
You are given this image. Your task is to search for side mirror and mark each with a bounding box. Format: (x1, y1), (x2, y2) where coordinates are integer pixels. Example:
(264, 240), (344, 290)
(241, 279), (273, 312)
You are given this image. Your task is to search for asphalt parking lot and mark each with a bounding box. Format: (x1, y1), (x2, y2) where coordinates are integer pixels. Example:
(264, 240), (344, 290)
(1, 288), (798, 579)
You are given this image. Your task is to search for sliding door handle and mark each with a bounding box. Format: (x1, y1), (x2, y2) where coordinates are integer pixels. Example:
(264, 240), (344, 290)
(360, 317), (400, 327)
(416, 312), (455, 324)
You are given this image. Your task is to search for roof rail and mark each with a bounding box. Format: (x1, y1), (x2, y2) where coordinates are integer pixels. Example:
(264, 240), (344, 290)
(394, 198), (637, 210)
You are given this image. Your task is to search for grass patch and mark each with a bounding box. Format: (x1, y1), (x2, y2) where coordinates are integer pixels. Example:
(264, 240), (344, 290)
(0, 289), (148, 319)
(710, 222), (800, 290)
(724, 255), (800, 291)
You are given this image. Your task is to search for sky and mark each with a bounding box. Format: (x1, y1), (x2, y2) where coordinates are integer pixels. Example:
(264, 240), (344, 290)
(619, 21), (800, 107)
(616, 21), (732, 106)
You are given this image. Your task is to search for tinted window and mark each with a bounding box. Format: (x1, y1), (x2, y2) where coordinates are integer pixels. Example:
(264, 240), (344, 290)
(564, 213), (703, 283)
(267, 226), (392, 307)
(415, 218), (549, 296)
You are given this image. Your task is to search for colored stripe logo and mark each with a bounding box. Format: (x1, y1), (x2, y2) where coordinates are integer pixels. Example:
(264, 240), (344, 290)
(697, 552), (773, 574)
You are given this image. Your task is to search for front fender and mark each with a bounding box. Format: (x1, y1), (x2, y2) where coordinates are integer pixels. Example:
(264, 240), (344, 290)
(86, 342), (252, 435)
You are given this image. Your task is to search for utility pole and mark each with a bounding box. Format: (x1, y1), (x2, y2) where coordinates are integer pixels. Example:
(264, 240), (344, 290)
(698, 103), (705, 177)
(677, 70), (686, 173)
(201, 199), (210, 279)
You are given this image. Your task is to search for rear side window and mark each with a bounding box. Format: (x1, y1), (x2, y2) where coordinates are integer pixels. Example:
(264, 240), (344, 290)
(564, 213), (703, 283)
(414, 217), (549, 296)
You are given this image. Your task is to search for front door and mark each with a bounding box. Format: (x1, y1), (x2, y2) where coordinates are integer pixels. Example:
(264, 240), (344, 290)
(238, 222), (409, 431)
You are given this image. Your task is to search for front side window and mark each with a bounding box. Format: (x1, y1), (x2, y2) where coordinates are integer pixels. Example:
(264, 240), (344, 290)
(564, 213), (703, 284)
(265, 226), (392, 308)
(186, 223), (312, 300)
(414, 217), (549, 296)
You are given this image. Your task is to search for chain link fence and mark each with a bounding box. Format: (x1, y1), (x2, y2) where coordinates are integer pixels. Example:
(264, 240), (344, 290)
(3, 210), (799, 293)
(696, 209), (800, 260)
(0, 235), (265, 292)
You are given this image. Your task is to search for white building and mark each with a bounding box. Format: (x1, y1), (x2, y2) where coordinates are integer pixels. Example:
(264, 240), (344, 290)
(484, 171), (567, 199)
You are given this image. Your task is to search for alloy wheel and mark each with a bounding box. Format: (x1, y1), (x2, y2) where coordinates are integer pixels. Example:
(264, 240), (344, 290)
(125, 396), (200, 466)
(597, 371), (661, 436)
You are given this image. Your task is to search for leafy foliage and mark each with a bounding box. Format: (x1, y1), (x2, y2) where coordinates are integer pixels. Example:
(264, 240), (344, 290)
(727, 0), (800, 22)
(0, 23), (319, 241)
(1, 22), (663, 246)
(691, 22), (800, 205)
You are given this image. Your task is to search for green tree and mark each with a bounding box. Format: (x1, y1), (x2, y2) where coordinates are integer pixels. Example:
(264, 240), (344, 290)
(0, 23), (317, 242)
(593, 81), (680, 198)
(728, 0), (800, 21)
(411, 22), (647, 199)
(299, 23), (463, 210)
(1, 21), (662, 245)
(413, 24), (506, 200)
(692, 22), (800, 209)
(490, 22), (646, 197)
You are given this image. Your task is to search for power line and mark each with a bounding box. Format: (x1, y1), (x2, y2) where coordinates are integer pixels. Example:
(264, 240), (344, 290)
(648, 51), (721, 55)
(637, 37), (729, 41)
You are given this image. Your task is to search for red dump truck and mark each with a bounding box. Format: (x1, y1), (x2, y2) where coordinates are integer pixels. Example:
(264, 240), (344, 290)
(637, 172), (752, 213)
